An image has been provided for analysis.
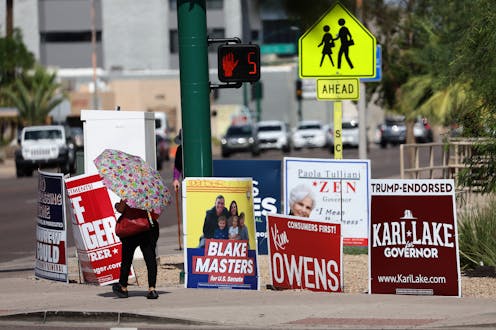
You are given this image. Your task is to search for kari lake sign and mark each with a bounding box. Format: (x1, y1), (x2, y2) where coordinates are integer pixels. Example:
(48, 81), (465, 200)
(369, 179), (461, 296)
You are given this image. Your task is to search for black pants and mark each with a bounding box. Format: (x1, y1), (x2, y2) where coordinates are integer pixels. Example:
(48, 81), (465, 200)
(119, 221), (159, 288)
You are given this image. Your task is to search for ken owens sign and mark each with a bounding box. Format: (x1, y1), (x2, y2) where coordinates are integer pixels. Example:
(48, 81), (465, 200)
(267, 214), (342, 292)
(369, 179), (461, 296)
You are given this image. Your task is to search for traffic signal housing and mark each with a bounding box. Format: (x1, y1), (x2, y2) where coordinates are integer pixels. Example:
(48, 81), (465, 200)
(218, 44), (261, 83)
(296, 79), (303, 100)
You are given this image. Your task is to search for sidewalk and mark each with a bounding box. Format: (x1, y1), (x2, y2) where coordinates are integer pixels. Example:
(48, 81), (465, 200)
(0, 270), (496, 329)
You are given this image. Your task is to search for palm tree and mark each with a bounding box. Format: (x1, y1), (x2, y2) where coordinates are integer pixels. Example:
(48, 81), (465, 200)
(2, 66), (66, 126)
(398, 74), (471, 139)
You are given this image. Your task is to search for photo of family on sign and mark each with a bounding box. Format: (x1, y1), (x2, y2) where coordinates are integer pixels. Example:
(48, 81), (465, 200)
(199, 197), (250, 247)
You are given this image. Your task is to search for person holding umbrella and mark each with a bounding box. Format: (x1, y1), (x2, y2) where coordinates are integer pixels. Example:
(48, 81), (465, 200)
(113, 199), (160, 299)
(94, 149), (172, 299)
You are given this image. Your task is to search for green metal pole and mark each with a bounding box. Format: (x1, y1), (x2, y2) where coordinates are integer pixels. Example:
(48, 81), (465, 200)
(243, 84), (248, 107)
(255, 82), (262, 122)
(177, 0), (212, 177)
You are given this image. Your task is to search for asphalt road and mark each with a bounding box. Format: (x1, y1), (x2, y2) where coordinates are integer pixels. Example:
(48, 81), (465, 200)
(0, 145), (402, 271)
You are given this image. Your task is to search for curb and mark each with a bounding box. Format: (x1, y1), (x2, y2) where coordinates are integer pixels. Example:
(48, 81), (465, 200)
(2, 310), (496, 329)
(0, 310), (211, 327)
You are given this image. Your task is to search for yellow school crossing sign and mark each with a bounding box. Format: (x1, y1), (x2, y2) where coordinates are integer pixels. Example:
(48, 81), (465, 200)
(299, 2), (376, 78)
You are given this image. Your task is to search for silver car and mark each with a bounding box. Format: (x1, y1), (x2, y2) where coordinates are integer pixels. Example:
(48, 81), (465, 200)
(221, 124), (260, 157)
(292, 120), (327, 149)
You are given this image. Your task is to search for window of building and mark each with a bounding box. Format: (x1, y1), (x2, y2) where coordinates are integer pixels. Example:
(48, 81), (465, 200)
(170, 30), (179, 53)
(40, 31), (102, 43)
(262, 20), (298, 44)
(207, 0), (223, 10)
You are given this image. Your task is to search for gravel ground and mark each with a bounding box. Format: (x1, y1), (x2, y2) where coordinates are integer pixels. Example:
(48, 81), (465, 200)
(126, 253), (496, 298)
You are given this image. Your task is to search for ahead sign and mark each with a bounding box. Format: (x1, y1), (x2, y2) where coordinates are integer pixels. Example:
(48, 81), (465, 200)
(317, 78), (359, 100)
(299, 3), (376, 78)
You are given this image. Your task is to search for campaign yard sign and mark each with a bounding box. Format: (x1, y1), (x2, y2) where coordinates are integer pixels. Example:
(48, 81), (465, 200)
(284, 157), (370, 246)
(213, 159), (281, 254)
(182, 177), (259, 289)
(267, 214), (342, 292)
(65, 173), (129, 285)
(35, 171), (68, 282)
(370, 179), (461, 296)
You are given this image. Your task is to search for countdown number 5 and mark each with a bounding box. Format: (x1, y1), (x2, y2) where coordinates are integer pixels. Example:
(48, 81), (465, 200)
(248, 51), (257, 75)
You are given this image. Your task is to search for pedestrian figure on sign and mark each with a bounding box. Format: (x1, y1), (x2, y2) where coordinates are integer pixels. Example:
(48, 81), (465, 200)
(336, 18), (354, 69)
(318, 25), (335, 67)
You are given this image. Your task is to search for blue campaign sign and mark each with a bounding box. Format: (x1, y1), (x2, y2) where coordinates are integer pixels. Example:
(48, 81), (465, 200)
(213, 160), (281, 255)
(35, 171), (68, 283)
(361, 45), (382, 82)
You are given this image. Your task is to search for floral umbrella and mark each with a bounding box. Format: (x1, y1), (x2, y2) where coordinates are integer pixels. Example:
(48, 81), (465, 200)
(94, 149), (171, 214)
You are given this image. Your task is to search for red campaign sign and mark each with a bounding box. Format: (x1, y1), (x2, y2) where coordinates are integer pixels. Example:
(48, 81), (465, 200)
(65, 174), (127, 285)
(370, 182), (460, 296)
(192, 239), (256, 285)
(267, 214), (342, 292)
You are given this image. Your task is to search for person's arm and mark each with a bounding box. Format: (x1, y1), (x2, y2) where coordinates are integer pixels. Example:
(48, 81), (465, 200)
(173, 168), (181, 192)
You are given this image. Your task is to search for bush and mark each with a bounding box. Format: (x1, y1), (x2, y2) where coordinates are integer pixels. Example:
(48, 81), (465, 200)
(343, 246), (367, 255)
(458, 198), (496, 270)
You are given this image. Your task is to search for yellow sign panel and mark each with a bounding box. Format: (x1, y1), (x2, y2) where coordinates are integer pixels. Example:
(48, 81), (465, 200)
(317, 78), (359, 100)
(299, 3), (376, 78)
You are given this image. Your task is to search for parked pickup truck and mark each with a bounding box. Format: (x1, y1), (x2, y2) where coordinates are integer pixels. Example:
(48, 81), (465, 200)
(15, 125), (75, 177)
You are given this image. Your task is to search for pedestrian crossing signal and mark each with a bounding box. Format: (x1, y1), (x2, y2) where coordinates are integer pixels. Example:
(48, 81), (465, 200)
(218, 44), (261, 83)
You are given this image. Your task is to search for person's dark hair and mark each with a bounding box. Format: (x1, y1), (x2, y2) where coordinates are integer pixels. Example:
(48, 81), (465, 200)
(229, 200), (238, 216)
(216, 195), (224, 201)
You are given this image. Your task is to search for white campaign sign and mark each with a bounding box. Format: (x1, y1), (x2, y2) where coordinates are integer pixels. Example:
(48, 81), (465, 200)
(283, 157), (370, 246)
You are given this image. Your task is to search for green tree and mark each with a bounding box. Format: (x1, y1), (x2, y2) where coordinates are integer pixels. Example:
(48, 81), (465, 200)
(2, 66), (66, 126)
(409, 0), (496, 192)
(0, 28), (35, 100)
(450, 0), (496, 118)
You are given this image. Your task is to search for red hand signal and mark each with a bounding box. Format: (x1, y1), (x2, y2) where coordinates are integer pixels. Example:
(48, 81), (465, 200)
(222, 52), (239, 77)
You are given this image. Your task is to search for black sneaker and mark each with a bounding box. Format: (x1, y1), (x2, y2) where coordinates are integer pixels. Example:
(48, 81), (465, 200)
(146, 290), (159, 299)
(112, 283), (128, 298)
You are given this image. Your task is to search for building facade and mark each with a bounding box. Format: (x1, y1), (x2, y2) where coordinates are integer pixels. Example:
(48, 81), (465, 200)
(2, 1), (376, 133)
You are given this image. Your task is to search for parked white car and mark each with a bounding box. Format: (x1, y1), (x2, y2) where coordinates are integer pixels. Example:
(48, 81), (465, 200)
(327, 120), (360, 148)
(292, 120), (327, 149)
(15, 125), (75, 177)
(256, 120), (291, 153)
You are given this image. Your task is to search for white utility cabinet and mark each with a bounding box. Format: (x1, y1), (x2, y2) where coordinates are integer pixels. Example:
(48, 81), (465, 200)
(81, 109), (156, 175)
